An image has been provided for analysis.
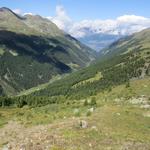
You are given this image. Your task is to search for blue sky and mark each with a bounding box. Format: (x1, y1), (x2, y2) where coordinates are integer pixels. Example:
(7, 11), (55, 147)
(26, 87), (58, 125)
(0, 0), (150, 21)
(1, 0), (150, 39)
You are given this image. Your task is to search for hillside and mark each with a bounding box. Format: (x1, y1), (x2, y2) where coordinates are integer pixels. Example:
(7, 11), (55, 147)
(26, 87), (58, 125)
(0, 28), (149, 107)
(0, 27), (150, 150)
(99, 28), (150, 58)
(25, 28), (149, 102)
(0, 78), (150, 150)
(0, 69), (150, 150)
(0, 1), (150, 149)
(0, 7), (96, 96)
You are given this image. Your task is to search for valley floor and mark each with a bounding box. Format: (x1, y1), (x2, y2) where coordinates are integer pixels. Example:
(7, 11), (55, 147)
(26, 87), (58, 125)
(0, 78), (150, 150)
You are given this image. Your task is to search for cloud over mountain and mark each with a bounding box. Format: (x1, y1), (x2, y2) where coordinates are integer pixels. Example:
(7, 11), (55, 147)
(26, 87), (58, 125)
(13, 8), (22, 15)
(47, 5), (150, 38)
(49, 5), (72, 30)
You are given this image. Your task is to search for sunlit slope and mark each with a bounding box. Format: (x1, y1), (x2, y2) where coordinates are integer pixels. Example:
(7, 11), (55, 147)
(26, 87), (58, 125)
(31, 29), (150, 101)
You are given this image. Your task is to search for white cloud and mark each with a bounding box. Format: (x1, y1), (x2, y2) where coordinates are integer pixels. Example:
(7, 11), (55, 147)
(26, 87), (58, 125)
(12, 9), (22, 15)
(47, 5), (150, 38)
(13, 9), (34, 16)
(49, 5), (72, 31)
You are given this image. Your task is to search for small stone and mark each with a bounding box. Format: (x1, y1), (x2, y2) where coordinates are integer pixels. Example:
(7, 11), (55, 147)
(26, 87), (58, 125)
(79, 120), (88, 128)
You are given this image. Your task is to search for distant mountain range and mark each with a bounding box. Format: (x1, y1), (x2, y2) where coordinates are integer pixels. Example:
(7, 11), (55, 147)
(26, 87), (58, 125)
(0, 7), (96, 96)
(49, 13), (150, 52)
(78, 33), (122, 51)
(99, 28), (150, 58)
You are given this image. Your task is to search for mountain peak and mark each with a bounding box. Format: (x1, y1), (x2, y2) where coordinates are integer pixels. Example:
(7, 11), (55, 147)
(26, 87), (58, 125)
(0, 7), (25, 20)
(0, 7), (12, 12)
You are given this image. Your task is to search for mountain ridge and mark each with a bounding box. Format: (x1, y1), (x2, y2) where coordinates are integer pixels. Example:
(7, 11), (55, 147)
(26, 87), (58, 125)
(0, 7), (96, 96)
(24, 28), (149, 103)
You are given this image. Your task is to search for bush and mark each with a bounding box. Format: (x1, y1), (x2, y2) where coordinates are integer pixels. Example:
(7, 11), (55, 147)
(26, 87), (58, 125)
(86, 110), (92, 116)
(84, 99), (88, 106)
(0, 97), (14, 107)
(90, 97), (97, 106)
(125, 81), (130, 88)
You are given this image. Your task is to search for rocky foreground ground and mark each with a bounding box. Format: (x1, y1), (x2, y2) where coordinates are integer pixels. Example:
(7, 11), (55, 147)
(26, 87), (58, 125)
(0, 95), (150, 150)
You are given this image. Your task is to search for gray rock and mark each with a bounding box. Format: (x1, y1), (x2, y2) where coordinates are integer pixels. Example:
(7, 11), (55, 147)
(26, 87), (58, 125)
(79, 120), (88, 128)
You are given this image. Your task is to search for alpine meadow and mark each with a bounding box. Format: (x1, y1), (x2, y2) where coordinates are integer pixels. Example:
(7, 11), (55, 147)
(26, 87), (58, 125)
(0, 1), (150, 150)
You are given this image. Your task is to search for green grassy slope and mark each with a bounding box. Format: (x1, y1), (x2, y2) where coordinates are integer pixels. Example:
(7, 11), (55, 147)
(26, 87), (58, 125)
(0, 78), (150, 149)
(0, 29), (150, 150)
(0, 7), (96, 96)
(0, 28), (149, 108)
(99, 28), (150, 58)
(29, 29), (149, 102)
